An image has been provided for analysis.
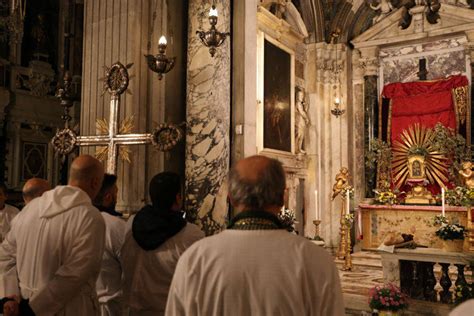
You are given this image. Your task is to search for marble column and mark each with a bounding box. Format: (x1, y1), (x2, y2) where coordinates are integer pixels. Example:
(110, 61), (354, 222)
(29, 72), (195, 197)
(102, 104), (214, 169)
(185, 0), (231, 235)
(363, 75), (378, 197)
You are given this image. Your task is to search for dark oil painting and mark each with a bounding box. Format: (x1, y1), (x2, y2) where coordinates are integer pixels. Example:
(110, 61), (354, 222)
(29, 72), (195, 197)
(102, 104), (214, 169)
(264, 39), (291, 152)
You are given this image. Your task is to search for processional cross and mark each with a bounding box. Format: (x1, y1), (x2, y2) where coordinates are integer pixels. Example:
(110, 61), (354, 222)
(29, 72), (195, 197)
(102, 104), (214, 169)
(52, 62), (184, 174)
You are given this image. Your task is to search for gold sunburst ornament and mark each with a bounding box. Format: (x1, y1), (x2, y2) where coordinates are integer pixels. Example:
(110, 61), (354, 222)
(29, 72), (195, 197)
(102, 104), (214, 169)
(95, 116), (135, 164)
(392, 124), (449, 190)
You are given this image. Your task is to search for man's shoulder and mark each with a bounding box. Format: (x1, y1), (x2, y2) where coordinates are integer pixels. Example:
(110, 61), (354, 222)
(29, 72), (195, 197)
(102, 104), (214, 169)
(4, 204), (20, 215)
(183, 222), (204, 236)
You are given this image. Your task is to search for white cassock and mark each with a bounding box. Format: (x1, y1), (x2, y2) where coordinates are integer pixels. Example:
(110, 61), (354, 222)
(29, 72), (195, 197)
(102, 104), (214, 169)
(166, 230), (345, 316)
(96, 212), (126, 316)
(0, 204), (19, 242)
(0, 185), (106, 316)
(121, 220), (204, 315)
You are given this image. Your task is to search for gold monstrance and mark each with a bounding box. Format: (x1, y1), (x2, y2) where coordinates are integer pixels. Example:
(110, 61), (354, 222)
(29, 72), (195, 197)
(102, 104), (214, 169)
(392, 124), (449, 204)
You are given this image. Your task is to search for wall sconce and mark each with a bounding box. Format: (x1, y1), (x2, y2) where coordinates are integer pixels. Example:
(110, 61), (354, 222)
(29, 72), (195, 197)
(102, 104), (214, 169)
(145, 35), (176, 80)
(196, 5), (230, 57)
(331, 97), (345, 118)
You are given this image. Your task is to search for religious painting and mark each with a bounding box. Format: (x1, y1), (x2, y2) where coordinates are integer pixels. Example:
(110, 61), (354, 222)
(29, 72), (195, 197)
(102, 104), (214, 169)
(263, 39), (292, 153)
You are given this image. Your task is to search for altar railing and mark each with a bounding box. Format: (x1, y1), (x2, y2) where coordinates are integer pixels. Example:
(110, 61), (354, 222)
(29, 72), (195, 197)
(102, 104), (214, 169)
(381, 248), (473, 304)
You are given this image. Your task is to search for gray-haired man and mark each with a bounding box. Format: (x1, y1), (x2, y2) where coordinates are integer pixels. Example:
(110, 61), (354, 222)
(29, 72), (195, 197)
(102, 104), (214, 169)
(166, 155), (345, 316)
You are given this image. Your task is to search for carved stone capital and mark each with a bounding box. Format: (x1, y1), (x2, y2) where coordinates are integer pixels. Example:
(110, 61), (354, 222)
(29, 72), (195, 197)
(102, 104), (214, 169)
(359, 57), (380, 77)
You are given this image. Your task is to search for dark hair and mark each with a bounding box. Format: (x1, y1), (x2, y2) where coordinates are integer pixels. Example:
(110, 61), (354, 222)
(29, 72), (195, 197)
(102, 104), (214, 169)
(93, 174), (117, 205)
(0, 182), (7, 195)
(149, 172), (181, 210)
(228, 158), (285, 209)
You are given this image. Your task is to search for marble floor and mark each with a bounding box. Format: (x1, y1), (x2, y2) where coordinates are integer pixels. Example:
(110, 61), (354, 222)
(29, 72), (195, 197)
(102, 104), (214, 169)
(336, 251), (469, 316)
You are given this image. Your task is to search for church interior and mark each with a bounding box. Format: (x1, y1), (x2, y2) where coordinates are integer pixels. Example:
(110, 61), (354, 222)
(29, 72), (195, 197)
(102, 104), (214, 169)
(1, 0), (474, 314)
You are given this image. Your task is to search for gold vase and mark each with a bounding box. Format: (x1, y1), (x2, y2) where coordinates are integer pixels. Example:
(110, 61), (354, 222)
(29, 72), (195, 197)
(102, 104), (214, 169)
(442, 239), (464, 252)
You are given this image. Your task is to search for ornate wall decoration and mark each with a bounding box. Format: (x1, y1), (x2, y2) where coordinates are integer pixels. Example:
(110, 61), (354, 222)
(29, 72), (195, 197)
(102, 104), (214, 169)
(453, 86), (468, 125)
(21, 142), (47, 180)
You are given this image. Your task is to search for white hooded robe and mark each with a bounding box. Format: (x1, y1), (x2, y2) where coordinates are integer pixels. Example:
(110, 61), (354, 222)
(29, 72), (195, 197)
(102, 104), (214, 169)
(0, 185), (106, 316)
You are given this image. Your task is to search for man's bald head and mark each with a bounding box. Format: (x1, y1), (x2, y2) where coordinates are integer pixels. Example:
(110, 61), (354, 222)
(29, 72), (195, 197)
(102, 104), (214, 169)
(22, 178), (51, 204)
(228, 155), (286, 214)
(68, 155), (105, 200)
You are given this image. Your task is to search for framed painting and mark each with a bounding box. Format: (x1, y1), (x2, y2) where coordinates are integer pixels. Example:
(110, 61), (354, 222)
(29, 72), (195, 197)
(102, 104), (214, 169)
(257, 33), (295, 155)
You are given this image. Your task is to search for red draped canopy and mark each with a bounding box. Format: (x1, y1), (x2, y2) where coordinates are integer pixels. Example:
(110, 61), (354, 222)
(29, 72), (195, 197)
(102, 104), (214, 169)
(382, 75), (468, 144)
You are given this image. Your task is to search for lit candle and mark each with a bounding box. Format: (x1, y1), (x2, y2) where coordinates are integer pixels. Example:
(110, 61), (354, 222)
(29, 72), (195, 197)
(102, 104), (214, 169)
(209, 7), (218, 17)
(346, 190), (350, 215)
(335, 97), (340, 105)
(314, 190), (319, 220)
(159, 35), (167, 46)
(442, 187), (445, 217)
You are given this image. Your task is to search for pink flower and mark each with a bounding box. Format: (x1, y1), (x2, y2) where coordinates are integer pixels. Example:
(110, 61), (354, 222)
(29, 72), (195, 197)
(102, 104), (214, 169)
(380, 298), (386, 305)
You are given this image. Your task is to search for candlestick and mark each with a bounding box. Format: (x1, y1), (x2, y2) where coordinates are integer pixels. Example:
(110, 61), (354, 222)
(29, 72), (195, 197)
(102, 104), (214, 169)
(346, 190), (350, 215)
(209, 6), (218, 17)
(314, 190), (319, 220)
(442, 187), (445, 217)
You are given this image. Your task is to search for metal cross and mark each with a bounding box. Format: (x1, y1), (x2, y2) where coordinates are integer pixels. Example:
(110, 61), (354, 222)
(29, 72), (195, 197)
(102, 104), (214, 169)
(52, 61), (184, 174)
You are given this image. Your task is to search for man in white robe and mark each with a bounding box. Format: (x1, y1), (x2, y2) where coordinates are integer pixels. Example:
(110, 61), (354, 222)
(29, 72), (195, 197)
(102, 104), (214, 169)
(22, 178), (51, 205)
(166, 156), (345, 316)
(122, 172), (204, 315)
(0, 155), (106, 316)
(0, 183), (19, 243)
(93, 174), (125, 316)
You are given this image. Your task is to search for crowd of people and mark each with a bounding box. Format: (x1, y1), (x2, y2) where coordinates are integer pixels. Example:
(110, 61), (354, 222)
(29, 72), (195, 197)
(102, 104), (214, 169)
(0, 154), (345, 316)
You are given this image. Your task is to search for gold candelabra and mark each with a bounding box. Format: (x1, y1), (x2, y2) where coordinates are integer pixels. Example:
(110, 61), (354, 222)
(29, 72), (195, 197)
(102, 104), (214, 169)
(342, 220), (353, 271)
(338, 195), (353, 271)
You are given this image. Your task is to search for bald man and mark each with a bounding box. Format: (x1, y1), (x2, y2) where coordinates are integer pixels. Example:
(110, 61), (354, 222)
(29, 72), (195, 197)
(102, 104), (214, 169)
(22, 178), (51, 205)
(166, 155), (345, 316)
(0, 155), (106, 316)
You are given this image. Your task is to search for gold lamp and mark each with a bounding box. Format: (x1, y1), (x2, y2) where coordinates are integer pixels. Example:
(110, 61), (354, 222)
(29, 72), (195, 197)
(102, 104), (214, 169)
(196, 5), (230, 57)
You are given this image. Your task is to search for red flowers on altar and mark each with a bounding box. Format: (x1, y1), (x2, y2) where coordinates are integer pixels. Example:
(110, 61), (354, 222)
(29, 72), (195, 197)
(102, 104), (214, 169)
(368, 283), (409, 312)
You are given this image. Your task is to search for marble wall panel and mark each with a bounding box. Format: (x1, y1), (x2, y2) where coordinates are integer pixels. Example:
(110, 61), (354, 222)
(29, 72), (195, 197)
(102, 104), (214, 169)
(185, 0), (231, 235)
(380, 37), (468, 86)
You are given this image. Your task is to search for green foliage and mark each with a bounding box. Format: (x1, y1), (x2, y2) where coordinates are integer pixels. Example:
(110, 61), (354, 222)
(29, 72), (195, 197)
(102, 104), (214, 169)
(431, 123), (471, 185)
(365, 138), (391, 170)
(445, 186), (474, 206)
(454, 282), (474, 305)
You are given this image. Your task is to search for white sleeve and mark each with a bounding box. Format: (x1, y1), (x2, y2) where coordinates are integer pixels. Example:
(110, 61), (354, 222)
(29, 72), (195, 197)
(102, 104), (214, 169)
(0, 219), (20, 297)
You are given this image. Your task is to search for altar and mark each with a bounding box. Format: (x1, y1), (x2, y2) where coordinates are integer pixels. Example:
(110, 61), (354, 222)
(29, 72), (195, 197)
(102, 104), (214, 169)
(359, 203), (469, 250)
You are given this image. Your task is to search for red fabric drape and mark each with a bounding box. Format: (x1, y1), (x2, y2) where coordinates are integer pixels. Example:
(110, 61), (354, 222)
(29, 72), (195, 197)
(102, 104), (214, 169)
(382, 75), (468, 144)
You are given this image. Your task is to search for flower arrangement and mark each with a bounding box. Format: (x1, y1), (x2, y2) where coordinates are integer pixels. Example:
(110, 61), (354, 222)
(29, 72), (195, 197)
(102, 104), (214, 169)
(444, 186), (474, 206)
(368, 283), (408, 312)
(374, 190), (398, 205)
(278, 209), (296, 232)
(343, 213), (354, 227)
(454, 283), (473, 305)
(432, 214), (448, 226)
(435, 223), (466, 241)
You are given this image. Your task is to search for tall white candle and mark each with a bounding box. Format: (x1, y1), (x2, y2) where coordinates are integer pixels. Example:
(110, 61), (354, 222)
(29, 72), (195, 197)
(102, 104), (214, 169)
(346, 190), (350, 215)
(314, 190), (319, 220)
(441, 187), (445, 217)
